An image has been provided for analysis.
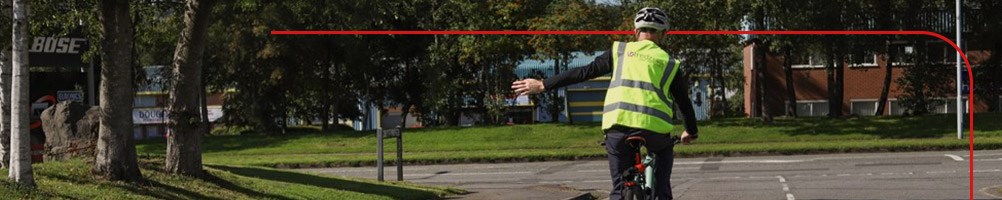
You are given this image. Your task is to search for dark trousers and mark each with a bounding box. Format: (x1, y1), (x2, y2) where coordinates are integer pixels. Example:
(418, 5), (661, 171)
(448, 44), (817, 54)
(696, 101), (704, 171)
(605, 126), (675, 200)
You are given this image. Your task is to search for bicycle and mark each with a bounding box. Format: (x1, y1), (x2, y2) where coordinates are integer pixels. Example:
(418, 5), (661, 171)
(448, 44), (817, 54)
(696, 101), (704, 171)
(620, 135), (680, 200)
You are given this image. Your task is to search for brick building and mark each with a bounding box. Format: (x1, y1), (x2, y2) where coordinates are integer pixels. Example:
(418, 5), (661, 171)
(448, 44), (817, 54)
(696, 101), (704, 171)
(742, 42), (993, 117)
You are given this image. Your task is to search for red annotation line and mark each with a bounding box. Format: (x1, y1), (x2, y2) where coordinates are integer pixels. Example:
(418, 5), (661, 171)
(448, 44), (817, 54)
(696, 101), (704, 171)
(272, 29), (977, 200)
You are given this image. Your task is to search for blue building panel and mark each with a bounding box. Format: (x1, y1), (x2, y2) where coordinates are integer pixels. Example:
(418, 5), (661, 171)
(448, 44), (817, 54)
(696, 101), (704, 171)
(571, 115), (603, 122)
(566, 79), (611, 90)
(566, 90), (607, 102)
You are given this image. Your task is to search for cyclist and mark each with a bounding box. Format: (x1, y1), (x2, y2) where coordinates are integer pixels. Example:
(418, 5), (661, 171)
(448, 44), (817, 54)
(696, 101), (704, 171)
(511, 7), (698, 200)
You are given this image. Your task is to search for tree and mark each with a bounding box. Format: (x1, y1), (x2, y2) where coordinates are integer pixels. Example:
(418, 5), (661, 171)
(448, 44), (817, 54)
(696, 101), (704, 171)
(873, 0), (902, 116)
(970, 0), (1002, 111)
(0, 0), (11, 169)
(528, 0), (606, 123)
(166, 0), (216, 177)
(94, 0), (142, 182)
(9, 0), (34, 186)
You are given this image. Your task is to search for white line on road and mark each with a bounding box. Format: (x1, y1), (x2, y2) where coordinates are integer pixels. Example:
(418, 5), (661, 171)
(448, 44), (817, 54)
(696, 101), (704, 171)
(708, 176), (742, 180)
(776, 176), (795, 200)
(975, 158), (1002, 161)
(675, 159), (808, 165)
(974, 169), (1002, 173)
(945, 154), (964, 161)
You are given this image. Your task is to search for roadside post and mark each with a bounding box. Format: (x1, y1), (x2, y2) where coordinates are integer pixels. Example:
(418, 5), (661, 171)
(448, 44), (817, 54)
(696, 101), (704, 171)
(377, 127), (403, 181)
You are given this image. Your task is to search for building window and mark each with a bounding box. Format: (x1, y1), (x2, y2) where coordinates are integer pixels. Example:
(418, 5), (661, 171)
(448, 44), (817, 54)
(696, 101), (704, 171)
(794, 100), (829, 117)
(891, 45), (915, 65)
(937, 98), (970, 114)
(850, 51), (878, 67)
(888, 100), (906, 115)
(791, 51), (826, 68)
(134, 96), (158, 108)
(850, 100), (878, 116)
(891, 98), (970, 115)
(926, 43), (955, 65)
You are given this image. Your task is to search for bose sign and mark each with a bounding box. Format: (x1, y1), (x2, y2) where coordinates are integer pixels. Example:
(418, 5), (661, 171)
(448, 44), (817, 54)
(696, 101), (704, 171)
(28, 35), (89, 67)
(29, 37), (86, 54)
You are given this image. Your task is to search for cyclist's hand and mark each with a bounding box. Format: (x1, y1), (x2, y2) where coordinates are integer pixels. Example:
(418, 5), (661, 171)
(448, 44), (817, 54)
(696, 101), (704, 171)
(512, 79), (545, 96)
(680, 130), (697, 145)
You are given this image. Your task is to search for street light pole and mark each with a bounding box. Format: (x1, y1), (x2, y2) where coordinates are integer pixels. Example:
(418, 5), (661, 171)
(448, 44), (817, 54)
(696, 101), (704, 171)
(955, 0), (963, 139)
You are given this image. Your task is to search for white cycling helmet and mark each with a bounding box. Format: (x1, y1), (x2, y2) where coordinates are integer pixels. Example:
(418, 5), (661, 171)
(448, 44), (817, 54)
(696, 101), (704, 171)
(634, 7), (669, 31)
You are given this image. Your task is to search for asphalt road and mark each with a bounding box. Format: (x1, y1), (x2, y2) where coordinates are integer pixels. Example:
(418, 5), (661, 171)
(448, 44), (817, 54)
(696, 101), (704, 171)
(297, 150), (1002, 200)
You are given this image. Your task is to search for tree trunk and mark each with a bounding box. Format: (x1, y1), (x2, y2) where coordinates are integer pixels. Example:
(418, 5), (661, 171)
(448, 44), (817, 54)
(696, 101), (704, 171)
(320, 103), (330, 132)
(95, 0), (142, 183)
(398, 103), (411, 129)
(549, 58), (561, 123)
(992, 42), (1002, 112)
(0, 46), (9, 169)
(0, 0), (12, 170)
(826, 51), (837, 117)
(8, 0), (33, 186)
(716, 55), (728, 117)
(166, 0), (216, 177)
(835, 50), (845, 117)
(784, 48), (797, 117)
(875, 43), (896, 116)
(199, 79), (209, 135)
(755, 42), (772, 123)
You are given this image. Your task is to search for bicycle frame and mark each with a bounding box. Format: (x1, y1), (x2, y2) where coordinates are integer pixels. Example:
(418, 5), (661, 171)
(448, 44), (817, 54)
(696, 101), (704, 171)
(622, 135), (680, 199)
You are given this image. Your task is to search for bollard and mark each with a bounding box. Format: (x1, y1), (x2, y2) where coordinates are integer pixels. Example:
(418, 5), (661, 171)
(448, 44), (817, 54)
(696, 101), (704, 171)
(377, 128), (403, 181)
(377, 128), (384, 181)
(396, 132), (403, 181)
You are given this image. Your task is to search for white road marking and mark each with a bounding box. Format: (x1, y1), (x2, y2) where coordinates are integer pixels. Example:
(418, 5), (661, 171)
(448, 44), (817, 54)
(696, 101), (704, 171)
(974, 169), (1002, 173)
(945, 154), (964, 161)
(975, 158), (1002, 161)
(980, 185), (1002, 199)
(966, 152), (1002, 157)
(777, 176), (795, 200)
(708, 176), (742, 180)
(926, 170), (958, 174)
(675, 159), (807, 165)
(539, 181), (573, 184)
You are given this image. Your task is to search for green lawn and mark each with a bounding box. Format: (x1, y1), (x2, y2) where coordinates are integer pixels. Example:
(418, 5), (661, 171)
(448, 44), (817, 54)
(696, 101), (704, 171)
(135, 113), (1002, 168)
(1, 159), (460, 199)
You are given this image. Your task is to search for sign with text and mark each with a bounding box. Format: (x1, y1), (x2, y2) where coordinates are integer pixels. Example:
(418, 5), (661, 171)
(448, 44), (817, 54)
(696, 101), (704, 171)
(28, 35), (89, 67)
(134, 107), (224, 124)
(56, 90), (84, 102)
(133, 108), (167, 125)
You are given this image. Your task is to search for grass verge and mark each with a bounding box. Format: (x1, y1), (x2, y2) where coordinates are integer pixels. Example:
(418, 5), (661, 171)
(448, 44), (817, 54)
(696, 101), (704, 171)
(136, 113), (1002, 168)
(1, 159), (462, 199)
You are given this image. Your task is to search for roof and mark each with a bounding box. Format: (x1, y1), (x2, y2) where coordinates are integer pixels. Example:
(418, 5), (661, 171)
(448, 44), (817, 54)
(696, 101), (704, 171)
(515, 51), (605, 78)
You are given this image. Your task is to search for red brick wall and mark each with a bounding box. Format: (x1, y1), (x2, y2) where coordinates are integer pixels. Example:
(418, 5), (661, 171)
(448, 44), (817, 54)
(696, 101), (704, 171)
(744, 43), (990, 117)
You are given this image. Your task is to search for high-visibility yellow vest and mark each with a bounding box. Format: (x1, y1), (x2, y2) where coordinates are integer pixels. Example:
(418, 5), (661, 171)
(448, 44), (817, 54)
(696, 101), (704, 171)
(602, 40), (681, 133)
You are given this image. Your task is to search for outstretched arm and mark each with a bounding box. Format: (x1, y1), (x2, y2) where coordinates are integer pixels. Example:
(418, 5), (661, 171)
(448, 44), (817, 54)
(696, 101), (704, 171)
(512, 50), (612, 96)
(669, 70), (699, 144)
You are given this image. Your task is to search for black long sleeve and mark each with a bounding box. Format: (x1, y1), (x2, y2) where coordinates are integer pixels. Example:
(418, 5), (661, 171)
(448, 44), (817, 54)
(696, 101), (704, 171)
(669, 71), (699, 137)
(542, 50), (613, 90)
(541, 48), (697, 136)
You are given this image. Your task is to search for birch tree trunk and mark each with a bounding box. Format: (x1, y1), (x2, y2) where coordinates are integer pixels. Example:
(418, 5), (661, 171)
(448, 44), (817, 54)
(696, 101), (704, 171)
(0, 0), (12, 170)
(8, 0), (34, 186)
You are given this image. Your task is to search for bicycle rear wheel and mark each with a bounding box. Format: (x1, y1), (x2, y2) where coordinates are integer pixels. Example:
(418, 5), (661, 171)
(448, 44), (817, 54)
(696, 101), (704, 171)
(621, 183), (645, 200)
